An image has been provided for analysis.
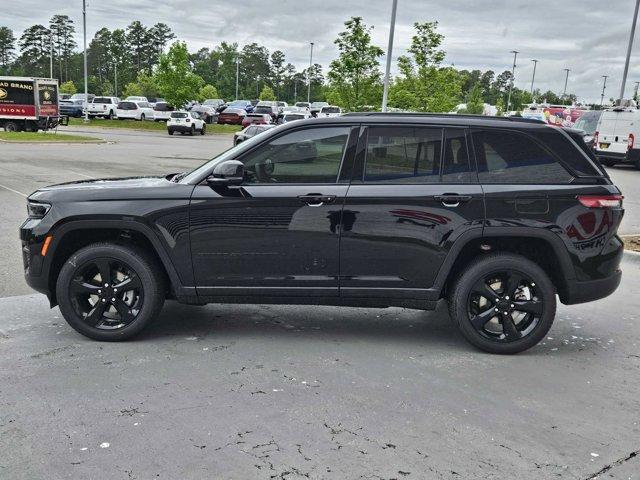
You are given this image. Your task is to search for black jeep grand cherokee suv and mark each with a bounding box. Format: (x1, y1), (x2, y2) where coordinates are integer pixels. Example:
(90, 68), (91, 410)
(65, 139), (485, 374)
(20, 114), (624, 354)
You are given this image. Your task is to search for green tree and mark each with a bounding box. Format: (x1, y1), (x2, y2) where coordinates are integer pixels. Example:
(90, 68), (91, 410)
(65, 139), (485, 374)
(0, 27), (16, 73)
(198, 84), (219, 101)
(154, 41), (204, 108)
(269, 50), (286, 97)
(327, 16), (384, 110)
(123, 81), (143, 97)
(49, 15), (76, 81)
(389, 21), (461, 112)
(126, 21), (149, 72)
(88, 28), (112, 89)
(18, 24), (51, 77)
(465, 83), (485, 114)
(59, 80), (77, 94)
(259, 85), (276, 101)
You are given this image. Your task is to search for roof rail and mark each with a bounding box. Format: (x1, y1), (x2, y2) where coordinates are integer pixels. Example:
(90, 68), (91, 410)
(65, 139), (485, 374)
(341, 112), (545, 124)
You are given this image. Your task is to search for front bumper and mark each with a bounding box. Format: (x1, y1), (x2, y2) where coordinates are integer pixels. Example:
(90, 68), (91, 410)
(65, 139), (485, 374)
(20, 218), (52, 298)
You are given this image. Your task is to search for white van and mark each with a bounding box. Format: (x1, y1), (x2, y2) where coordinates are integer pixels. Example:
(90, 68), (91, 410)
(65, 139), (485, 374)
(594, 107), (640, 168)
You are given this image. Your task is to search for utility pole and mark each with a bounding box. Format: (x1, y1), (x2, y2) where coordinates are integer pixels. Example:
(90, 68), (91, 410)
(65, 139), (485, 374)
(82, 0), (88, 122)
(294, 79), (297, 103)
(114, 62), (118, 97)
(530, 59), (538, 98)
(635, 81), (640, 102)
(600, 75), (608, 106)
(562, 68), (570, 100)
(235, 58), (239, 100)
(256, 75), (260, 98)
(381, 0), (398, 112)
(307, 42), (314, 103)
(50, 32), (53, 78)
(506, 50), (518, 113)
(620, 0), (640, 103)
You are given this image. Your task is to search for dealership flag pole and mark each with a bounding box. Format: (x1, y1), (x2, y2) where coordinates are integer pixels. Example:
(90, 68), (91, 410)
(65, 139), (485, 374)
(562, 68), (570, 99)
(530, 59), (538, 98)
(82, 0), (88, 122)
(382, 0), (398, 112)
(620, 0), (640, 103)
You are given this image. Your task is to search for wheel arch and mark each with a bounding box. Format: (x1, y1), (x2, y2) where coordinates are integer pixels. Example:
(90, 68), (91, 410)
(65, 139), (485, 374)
(45, 219), (191, 306)
(435, 227), (576, 302)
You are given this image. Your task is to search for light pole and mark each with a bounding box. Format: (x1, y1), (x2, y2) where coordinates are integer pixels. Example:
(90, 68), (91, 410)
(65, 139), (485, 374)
(506, 50), (518, 112)
(307, 42), (314, 103)
(294, 79), (298, 103)
(635, 81), (640, 102)
(601, 75), (608, 106)
(381, 0), (398, 112)
(562, 68), (570, 100)
(620, 0), (640, 103)
(82, 0), (88, 122)
(530, 59), (538, 98)
(235, 57), (239, 100)
(49, 32), (54, 78)
(114, 61), (118, 97)
(256, 75), (260, 98)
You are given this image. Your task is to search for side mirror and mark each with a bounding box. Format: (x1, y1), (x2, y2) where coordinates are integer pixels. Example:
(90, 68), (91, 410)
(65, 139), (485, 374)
(206, 160), (245, 186)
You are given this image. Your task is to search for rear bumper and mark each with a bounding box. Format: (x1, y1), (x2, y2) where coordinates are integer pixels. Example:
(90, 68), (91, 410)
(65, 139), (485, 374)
(595, 150), (637, 163)
(168, 125), (195, 132)
(562, 269), (622, 305)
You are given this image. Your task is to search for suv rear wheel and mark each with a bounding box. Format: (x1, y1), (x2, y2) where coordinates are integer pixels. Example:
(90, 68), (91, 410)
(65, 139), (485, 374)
(56, 243), (165, 341)
(448, 253), (556, 354)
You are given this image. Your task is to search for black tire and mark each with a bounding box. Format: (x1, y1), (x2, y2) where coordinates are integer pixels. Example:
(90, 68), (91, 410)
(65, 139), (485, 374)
(448, 253), (556, 354)
(601, 159), (616, 167)
(106, 111), (113, 120)
(140, 113), (145, 121)
(190, 125), (195, 136)
(4, 121), (19, 132)
(168, 129), (174, 135)
(200, 125), (206, 135)
(56, 243), (166, 341)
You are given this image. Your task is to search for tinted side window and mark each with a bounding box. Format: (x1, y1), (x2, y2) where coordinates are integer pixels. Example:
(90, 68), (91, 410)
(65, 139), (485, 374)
(472, 129), (573, 184)
(364, 127), (442, 183)
(533, 128), (602, 176)
(442, 129), (472, 183)
(241, 127), (350, 183)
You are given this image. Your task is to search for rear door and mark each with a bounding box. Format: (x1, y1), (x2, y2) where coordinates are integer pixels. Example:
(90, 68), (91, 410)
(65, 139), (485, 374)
(597, 111), (632, 155)
(339, 124), (484, 302)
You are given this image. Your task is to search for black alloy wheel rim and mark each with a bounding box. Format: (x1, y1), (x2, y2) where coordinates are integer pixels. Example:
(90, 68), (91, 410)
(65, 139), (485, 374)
(467, 269), (543, 342)
(69, 258), (144, 330)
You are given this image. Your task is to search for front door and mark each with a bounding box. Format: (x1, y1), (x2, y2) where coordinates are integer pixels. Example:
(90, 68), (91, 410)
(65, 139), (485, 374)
(190, 125), (357, 297)
(339, 125), (485, 301)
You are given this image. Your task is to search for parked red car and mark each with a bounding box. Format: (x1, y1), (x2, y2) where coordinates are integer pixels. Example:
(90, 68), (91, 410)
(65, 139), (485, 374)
(217, 107), (246, 125)
(241, 113), (272, 128)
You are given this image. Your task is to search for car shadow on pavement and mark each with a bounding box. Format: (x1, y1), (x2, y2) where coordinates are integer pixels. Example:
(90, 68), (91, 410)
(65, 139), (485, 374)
(135, 299), (473, 352)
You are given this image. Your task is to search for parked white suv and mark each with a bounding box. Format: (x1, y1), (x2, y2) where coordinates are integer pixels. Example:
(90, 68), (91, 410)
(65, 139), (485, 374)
(116, 101), (155, 121)
(318, 105), (342, 118)
(167, 111), (206, 135)
(86, 96), (120, 119)
(124, 96), (148, 102)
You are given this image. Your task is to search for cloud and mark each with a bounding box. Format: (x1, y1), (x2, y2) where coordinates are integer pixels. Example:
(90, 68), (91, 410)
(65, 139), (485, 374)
(4, 0), (640, 102)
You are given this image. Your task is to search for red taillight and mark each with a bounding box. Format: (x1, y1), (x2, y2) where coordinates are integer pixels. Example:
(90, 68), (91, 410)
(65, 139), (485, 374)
(628, 133), (635, 150)
(593, 131), (599, 145)
(577, 195), (623, 208)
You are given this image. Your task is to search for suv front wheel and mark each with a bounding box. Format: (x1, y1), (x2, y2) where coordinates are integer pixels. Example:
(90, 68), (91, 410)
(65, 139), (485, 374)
(56, 243), (165, 341)
(448, 253), (556, 354)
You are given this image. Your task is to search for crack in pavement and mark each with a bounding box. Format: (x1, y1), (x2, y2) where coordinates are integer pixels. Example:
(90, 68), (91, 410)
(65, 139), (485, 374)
(585, 449), (639, 479)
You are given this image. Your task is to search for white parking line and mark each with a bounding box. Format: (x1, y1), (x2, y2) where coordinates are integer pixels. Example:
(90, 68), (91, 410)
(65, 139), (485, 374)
(67, 170), (94, 179)
(0, 182), (28, 197)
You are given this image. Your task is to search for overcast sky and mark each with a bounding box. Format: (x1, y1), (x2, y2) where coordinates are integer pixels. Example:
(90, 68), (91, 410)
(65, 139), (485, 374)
(5, 0), (640, 102)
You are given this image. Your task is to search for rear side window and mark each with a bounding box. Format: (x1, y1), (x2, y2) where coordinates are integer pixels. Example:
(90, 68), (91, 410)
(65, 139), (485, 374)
(442, 129), (472, 183)
(472, 129), (573, 184)
(364, 127), (442, 183)
(532, 128), (602, 176)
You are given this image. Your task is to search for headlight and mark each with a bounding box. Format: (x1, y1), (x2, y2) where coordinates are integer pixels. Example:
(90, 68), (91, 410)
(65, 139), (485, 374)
(27, 201), (51, 219)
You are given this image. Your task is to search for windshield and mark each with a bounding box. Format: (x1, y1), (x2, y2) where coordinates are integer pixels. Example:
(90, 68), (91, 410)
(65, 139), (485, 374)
(171, 112), (188, 118)
(180, 131), (270, 184)
(322, 107), (340, 113)
(254, 106), (272, 114)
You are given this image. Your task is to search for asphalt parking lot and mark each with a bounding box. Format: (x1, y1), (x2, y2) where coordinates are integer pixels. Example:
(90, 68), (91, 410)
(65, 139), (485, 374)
(1, 127), (640, 479)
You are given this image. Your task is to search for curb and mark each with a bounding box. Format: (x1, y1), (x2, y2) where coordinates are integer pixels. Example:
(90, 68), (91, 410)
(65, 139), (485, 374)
(0, 138), (106, 145)
(623, 250), (640, 265)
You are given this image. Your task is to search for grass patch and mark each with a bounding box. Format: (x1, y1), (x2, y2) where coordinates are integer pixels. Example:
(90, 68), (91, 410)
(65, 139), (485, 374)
(67, 117), (241, 135)
(0, 131), (102, 142)
(622, 235), (640, 252)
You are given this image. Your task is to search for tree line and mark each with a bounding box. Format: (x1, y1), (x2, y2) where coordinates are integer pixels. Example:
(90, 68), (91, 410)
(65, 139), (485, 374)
(0, 16), (579, 112)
